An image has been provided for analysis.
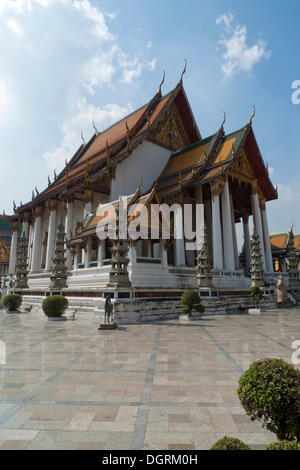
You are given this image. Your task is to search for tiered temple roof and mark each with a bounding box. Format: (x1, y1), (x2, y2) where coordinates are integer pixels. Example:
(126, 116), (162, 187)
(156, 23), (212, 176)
(157, 123), (277, 202)
(15, 82), (200, 215)
(270, 232), (300, 254)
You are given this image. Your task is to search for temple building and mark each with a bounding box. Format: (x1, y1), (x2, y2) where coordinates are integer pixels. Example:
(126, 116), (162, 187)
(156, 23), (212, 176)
(6, 75), (286, 315)
(0, 215), (17, 278)
(270, 231), (300, 272)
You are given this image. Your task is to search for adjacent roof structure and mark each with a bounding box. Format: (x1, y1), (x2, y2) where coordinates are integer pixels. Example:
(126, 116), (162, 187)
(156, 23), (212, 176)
(270, 232), (300, 254)
(157, 121), (277, 203)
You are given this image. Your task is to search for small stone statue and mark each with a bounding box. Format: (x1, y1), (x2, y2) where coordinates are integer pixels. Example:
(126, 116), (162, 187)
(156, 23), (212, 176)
(104, 295), (114, 324)
(276, 275), (287, 305)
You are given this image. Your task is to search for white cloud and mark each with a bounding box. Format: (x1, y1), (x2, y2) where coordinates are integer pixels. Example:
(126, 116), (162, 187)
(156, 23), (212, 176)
(120, 56), (157, 84)
(216, 13), (271, 78)
(0, 0), (158, 210)
(268, 167), (275, 176)
(7, 17), (23, 34)
(0, 80), (15, 127)
(44, 99), (133, 170)
(73, 0), (112, 40)
(83, 48), (117, 94)
(146, 41), (152, 49)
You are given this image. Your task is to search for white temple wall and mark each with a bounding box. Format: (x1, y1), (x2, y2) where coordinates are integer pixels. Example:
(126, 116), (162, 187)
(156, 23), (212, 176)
(110, 140), (171, 200)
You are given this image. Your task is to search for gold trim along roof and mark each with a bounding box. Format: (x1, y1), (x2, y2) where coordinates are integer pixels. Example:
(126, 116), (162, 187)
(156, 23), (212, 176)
(16, 83), (200, 214)
(157, 123), (277, 202)
(270, 233), (300, 251)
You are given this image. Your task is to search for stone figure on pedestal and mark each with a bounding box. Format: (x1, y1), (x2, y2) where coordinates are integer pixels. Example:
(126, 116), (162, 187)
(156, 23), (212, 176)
(276, 275), (287, 305)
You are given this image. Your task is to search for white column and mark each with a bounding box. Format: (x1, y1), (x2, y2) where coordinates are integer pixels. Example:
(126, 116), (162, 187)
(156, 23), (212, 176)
(261, 202), (273, 273)
(65, 201), (73, 269)
(8, 223), (18, 275)
(195, 187), (204, 252)
(22, 217), (29, 238)
(74, 245), (80, 270)
(85, 238), (91, 268)
(211, 184), (223, 270)
(128, 241), (137, 266)
(45, 202), (57, 272)
(221, 180), (235, 271)
(27, 223), (33, 270)
(230, 193), (239, 269)
(174, 205), (185, 266)
(161, 241), (168, 267)
(31, 208), (43, 273)
(97, 240), (106, 266)
(243, 215), (251, 273)
(252, 189), (266, 271)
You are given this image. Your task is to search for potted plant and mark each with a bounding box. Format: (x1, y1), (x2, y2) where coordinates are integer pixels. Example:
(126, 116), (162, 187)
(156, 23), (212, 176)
(248, 286), (263, 314)
(2, 294), (22, 313)
(238, 358), (300, 442)
(181, 290), (205, 320)
(42, 295), (68, 321)
(210, 436), (250, 450)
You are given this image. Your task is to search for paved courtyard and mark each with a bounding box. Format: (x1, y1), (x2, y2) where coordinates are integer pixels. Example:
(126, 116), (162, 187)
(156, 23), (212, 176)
(0, 308), (299, 450)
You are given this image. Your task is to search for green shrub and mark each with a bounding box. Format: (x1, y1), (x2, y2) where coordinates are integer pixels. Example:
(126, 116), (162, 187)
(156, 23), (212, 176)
(250, 286), (263, 308)
(238, 358), (300, 441)
(181, 290), (205, 317)
(2, 294), (22, 312)
(266, 440), (300, 450)
(210, 436), (250, 450)
(42, 295), (68, 317)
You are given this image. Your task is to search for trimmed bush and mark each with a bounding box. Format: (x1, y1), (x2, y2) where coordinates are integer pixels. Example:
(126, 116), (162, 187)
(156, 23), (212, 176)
(2, 294), (22, 312)
(266, 440), (300, 450)
(42, 295), (68, 318)
(210, 436), (250, 450)
(238, 358), (300, 441)
(181, 290), (205, 317)
(250, 286), (263, 308)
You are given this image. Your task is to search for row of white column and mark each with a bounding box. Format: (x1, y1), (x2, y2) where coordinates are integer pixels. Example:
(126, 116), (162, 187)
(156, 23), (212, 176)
(211, 180), (273, 273)
(12, 199), (83, 275)
(211, 180), (238, 271)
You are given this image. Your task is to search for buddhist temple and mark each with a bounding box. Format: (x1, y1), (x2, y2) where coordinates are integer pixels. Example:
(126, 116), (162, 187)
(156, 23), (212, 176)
(5, 74), (295, 317)
(270, 231), (300, 272)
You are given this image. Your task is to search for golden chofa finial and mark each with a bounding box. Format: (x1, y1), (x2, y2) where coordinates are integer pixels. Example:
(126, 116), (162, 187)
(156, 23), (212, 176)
(32, 190), (35, 200)
(125, 122), (132, 151)
(54, 169), (57, 180)
(138, 176), (143, 191)
(248, 105), (256, 126)
(35, 186), (40, 197)
(179, 59), (187, 85)
(158, 70), (165, 96)
(93, 119), (100, 135)
(290, 223), (295, 234)
(179, 171), (183, 189)
(48, 175), (51, 187)
(81, 130), (86, 145)
(146, 110), (151, 128)
(13, 201), (16, 212)
(221, 111), (226, 128)
(106, 140), (111, 167)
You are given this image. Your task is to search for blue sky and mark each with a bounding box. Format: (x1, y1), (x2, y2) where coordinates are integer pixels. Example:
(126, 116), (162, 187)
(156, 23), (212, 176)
(0, 0), (299, 237)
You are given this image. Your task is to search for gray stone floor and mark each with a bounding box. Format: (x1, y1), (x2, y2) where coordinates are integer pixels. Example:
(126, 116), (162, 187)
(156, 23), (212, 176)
(0, 308), (299, 450)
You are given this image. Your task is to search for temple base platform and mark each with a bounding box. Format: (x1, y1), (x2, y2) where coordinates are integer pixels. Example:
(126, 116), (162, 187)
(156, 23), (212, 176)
(19, 286), (279, 324)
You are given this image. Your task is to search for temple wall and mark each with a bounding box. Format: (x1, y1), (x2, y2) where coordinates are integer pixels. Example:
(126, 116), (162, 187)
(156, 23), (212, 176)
(110, 140), (171, 200)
